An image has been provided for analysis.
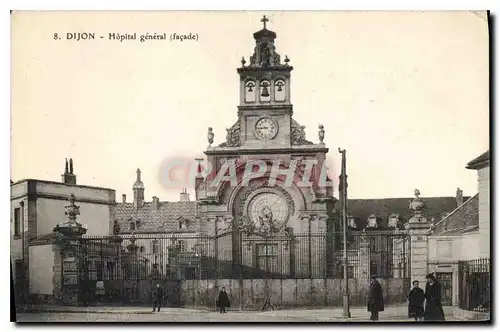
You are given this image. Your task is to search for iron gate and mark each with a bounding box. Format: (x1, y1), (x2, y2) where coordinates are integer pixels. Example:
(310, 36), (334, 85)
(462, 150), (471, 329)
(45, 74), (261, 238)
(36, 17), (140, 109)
(76, 235), (181, 306)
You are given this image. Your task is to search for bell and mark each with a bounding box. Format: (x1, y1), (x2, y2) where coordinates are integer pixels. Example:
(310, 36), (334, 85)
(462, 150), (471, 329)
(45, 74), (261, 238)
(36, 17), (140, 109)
(247, 85), (253, 92)
(277, 85), (283, 92)
(261, 86), (270, 97)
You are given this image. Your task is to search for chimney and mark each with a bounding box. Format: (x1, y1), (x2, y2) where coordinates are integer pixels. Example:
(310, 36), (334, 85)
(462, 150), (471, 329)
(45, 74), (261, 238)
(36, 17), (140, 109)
(122, 194), (126, 203)
(152, 196), (160, 210)
(180, 188), (190, 202)
(61, 158), (77, 185)
(456, 187), (464, 206)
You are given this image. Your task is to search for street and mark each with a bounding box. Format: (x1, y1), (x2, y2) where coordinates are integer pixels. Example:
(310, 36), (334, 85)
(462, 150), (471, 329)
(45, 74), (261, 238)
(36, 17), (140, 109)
(15, 308), (463, 323)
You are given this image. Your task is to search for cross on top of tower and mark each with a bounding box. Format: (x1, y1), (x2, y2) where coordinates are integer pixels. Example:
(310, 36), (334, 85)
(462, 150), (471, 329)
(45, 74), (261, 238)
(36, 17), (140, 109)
(261, 15), (269, 29)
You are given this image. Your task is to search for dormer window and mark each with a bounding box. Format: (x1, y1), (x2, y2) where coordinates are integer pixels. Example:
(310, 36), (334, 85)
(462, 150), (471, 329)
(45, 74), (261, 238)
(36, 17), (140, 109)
(135, 220), (141, 229)
(388, 214), (399, 228)
(129, 222), (135, 231)
(366, 214), (378, 228)
(348, 217), (357, 229)
(178, 217), (188, 229)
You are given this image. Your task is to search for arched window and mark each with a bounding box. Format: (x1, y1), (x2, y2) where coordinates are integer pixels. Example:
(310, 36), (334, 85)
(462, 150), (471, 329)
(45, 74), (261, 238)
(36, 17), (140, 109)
(274, 79), (286, 102)
(245, 81), (256, 102)
(259, 80), (271, 102)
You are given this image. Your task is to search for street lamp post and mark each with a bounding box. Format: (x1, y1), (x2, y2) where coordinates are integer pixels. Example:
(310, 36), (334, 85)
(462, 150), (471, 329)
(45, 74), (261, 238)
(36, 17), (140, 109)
(338, 148), (351, 318)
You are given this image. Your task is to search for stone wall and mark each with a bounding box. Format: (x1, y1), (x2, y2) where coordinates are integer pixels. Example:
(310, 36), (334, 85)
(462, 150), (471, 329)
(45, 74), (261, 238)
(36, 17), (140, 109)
(28, 244), (55, 295)
(180, 278), (408, 310)
(478, 166), (490, 258)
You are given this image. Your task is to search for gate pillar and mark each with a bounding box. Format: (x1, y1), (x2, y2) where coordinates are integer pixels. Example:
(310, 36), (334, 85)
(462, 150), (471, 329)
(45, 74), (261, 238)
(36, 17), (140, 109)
(405, 189), (431, 286)
(53, 193), (87, 306)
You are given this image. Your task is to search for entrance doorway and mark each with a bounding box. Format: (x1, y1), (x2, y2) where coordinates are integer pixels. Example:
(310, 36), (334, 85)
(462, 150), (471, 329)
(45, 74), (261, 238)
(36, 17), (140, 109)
(436, 272), (452, 306)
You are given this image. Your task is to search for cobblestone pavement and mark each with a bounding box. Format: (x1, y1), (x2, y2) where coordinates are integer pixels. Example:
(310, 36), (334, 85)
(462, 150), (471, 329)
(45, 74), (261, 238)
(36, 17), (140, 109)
(15, 308), (462, 323)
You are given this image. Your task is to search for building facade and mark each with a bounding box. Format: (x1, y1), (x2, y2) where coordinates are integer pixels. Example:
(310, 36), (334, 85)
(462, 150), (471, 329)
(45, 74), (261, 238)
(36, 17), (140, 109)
(426, 150), (490, 314)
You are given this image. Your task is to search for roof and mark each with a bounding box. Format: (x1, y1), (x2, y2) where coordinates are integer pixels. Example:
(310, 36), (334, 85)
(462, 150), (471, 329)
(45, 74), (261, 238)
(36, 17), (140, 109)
(466, 150), (490, 170)
(10, 178), (115, 192)
(115, 195), (466, 233)
(115, 201), (197, 233)
(347, 196), (468, 230)
(253, 28), (277, 40)
(431, 194), (479, 236)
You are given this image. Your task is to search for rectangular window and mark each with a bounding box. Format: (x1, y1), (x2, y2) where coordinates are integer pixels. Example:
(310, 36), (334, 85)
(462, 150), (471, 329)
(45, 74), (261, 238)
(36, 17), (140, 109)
(256, 243), (279, 275)
(152, 241), (159, 254)
(178, 240), (186, 252)
(14, 208), (20, 237)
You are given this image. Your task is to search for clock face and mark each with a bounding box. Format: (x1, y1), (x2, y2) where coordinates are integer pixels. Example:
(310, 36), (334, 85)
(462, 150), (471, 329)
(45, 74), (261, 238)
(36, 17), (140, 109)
(255, 117), (278, 140)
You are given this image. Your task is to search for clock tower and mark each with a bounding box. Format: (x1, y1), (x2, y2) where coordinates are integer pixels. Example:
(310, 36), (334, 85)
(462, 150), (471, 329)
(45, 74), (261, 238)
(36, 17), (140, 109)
(196, 16), (337, 278)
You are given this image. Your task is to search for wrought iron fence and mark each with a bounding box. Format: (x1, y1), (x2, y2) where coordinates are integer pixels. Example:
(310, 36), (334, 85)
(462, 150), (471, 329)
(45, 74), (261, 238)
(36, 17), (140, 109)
(79, 230), (410, 281)
(458, 258), (490, 312)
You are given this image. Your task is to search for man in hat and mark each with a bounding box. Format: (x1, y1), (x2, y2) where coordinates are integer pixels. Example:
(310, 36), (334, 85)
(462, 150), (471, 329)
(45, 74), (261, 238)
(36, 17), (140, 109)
(367, 275), (384, 321)
(152, 283), (164, 313)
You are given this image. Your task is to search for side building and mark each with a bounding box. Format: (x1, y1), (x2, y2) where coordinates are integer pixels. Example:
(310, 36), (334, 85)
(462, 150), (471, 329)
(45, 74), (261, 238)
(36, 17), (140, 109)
(11, 159), (116, 305)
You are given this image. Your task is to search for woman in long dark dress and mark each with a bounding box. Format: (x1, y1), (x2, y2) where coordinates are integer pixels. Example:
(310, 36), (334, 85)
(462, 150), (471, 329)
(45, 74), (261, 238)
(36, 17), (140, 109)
(216, 287), (230, 314)
(424, 273), (446, 321)
(408, 280), (425, 321)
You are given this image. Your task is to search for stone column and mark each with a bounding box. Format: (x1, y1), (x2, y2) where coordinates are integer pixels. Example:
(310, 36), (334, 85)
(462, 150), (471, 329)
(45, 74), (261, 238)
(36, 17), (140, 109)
(405, 189), (431, 286)
(297, 214), (312, 278)
(310, 214), (328, 277)
(53, 194), (87, 306)
(358, 234), (371, 280)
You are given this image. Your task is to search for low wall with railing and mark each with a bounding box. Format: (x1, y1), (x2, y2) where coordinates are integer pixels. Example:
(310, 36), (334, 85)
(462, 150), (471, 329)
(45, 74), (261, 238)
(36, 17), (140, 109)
(180, 278), (409, 310)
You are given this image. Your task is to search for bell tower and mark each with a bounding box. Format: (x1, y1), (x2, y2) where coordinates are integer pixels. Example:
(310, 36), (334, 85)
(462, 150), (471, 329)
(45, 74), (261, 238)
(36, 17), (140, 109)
(232, 15), (295, 149)
(238, 15), (292, 107)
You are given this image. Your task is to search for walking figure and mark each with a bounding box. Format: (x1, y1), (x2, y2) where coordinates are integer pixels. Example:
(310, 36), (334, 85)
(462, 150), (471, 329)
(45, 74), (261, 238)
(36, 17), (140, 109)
(367, 275), (384, 321)
(408, 280), (425, 321)
(152, 283), (164, 313)
(424, 273), (445, 321)
(216, 287), (230, 314)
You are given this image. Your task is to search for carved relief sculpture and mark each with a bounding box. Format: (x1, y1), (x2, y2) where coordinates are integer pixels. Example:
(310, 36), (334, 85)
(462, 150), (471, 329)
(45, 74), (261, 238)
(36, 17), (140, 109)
(219, 122), (241, 147)
(290, 119), (313, 145)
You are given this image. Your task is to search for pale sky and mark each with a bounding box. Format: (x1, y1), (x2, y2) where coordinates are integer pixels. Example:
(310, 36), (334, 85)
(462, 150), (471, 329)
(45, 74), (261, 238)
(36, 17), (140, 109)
(11, 11), (489, 202)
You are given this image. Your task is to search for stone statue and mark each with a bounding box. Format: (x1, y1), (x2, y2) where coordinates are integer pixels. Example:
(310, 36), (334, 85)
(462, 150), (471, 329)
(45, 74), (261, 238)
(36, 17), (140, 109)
(64, 193), (81, 227)
(207, 127), (214, 146)
(409, 188), (425, 216)
(318, 124), (325, 143)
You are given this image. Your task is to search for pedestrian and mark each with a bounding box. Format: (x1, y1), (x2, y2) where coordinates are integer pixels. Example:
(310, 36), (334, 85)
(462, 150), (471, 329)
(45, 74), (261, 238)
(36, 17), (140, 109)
(423, 273), (445, 321)
(216, 287), (230, 314)
(152, 283), (164, 313)
(367, 275), (384, 321)
(408, 280), (425, 321)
